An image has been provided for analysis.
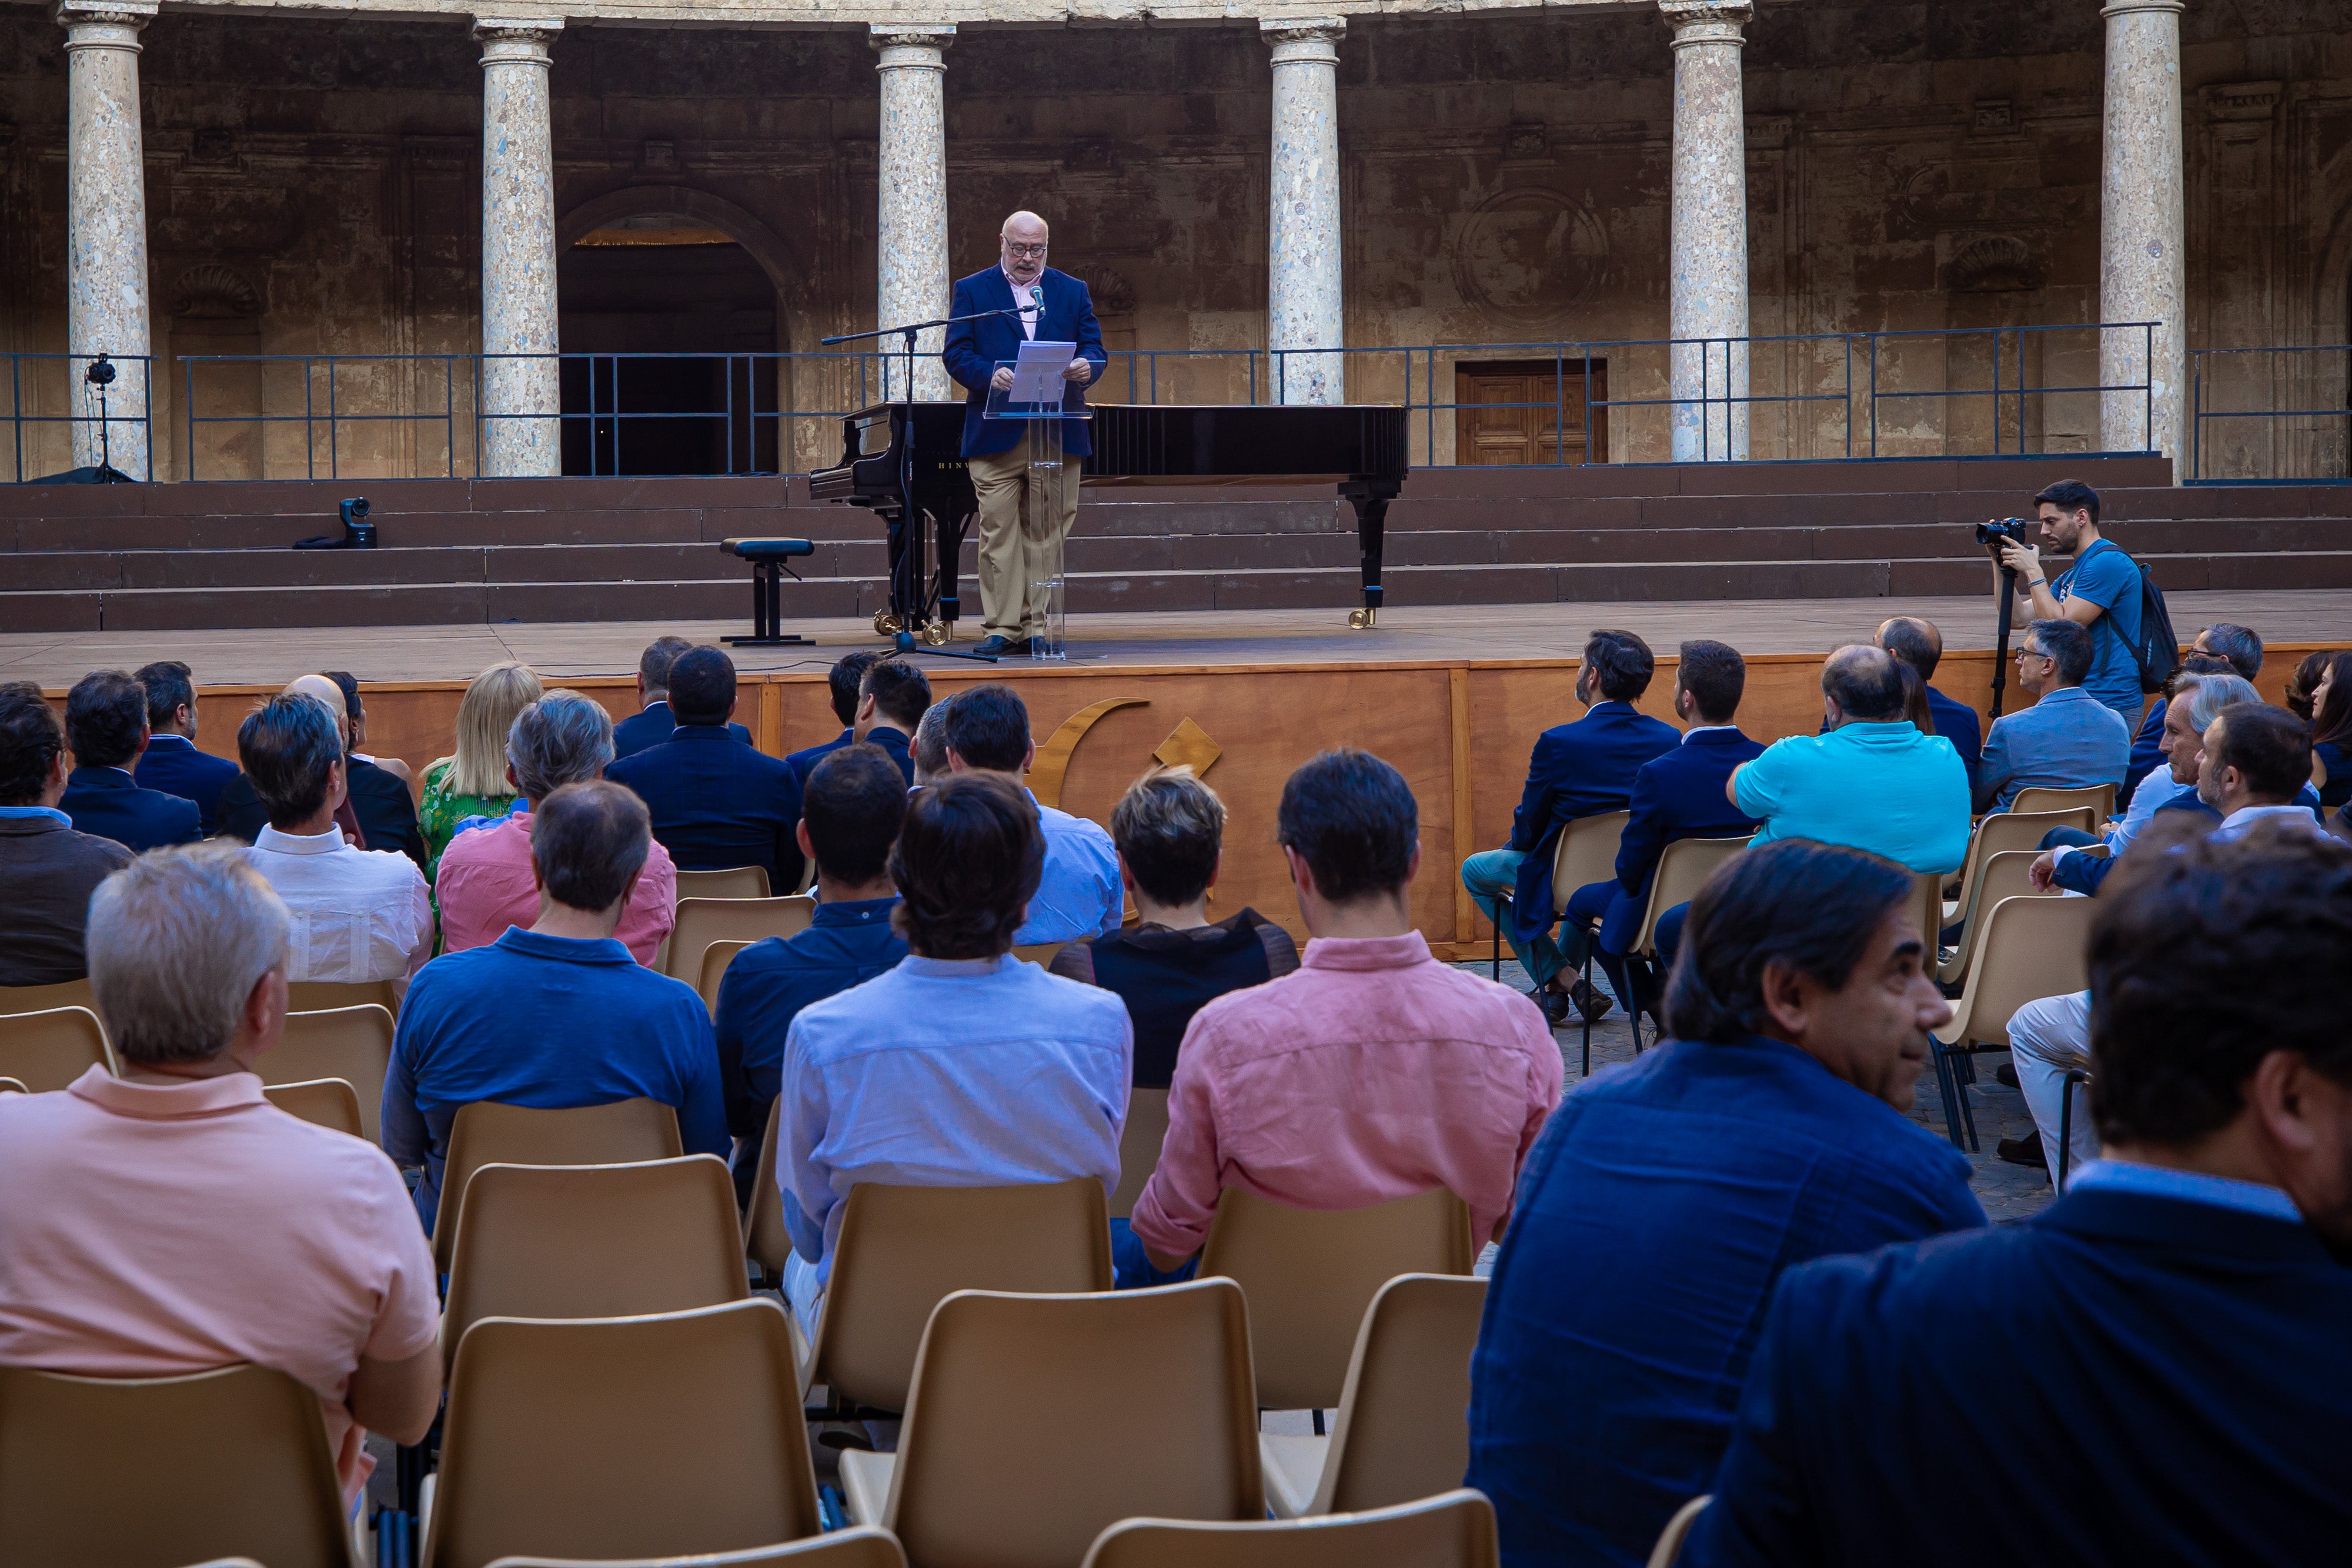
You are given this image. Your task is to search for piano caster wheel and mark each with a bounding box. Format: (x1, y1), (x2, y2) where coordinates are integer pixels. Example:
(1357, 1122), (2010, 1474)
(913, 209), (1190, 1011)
(1348, 607), (1379, 630)
(874, 611), (904, 637)
(922, 620), (950, 647)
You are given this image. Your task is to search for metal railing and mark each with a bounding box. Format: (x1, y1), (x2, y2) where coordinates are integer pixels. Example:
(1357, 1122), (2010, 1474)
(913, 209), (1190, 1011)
(2190, 344), (2352, 483)
(3, 353), (155, 483)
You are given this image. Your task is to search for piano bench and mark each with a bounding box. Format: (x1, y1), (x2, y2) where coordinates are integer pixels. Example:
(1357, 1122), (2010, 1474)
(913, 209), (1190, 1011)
(717, 537), (816, 647)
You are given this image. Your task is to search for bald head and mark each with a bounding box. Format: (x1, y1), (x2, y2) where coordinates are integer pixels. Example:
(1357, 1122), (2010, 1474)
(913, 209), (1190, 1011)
(282, 674), (350, 748)
(1000, 210), (1050, 285)
(1875, 616), (1944, 681)
(1822, 644), (1907, 726)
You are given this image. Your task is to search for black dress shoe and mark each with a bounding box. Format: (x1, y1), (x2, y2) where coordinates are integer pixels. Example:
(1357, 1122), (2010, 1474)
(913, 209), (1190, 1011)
(1996, 1129), (2046, 1170)
(1996, 1062), (2019, 1089)
(1566, 977), (1613, 1023)
(1529, 985), (1573, 1027)
(971, 634), (1015, 657)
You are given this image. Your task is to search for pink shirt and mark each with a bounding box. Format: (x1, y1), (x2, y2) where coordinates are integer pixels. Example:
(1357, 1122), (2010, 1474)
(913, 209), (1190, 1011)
(435, 811), (679, 965)
(0, 1069), (439, 1508)
(1130, 931), (1563, 1260)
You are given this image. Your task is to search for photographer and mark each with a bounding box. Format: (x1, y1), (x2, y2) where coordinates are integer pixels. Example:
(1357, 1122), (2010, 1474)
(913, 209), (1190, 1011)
(1986, 479), (2146, 726)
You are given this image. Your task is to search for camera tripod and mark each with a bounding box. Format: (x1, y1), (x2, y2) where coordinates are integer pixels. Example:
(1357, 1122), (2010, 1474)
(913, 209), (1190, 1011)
(1987, 552), (2020, 720)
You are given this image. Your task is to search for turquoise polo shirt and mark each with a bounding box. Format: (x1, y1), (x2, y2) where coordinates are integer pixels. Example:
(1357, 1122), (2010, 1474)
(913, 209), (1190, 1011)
(1732, 722), (1972, 872)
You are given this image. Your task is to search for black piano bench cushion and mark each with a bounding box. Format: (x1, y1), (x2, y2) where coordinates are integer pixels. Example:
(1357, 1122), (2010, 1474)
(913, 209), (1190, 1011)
(720, 537), (816, 560)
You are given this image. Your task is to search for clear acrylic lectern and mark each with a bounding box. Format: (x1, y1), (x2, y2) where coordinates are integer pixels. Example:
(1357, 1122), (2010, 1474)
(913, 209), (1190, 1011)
(983, 350), (1089, 660)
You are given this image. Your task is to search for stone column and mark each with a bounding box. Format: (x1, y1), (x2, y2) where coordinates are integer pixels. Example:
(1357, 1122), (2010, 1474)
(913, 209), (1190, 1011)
(872, 25), (954, 403)
(1660, 0), (1750, 462)
(2099, 0), (2186, 466)
(58, 0), (158, 480)
(475, 16), (562, 477)
(1263, 18), (1344, 406)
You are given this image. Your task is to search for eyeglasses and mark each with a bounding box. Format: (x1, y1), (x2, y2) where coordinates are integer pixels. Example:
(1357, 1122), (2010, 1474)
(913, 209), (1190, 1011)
(1003, 242), (1048, 258)
(2018, 646), (2050, 661)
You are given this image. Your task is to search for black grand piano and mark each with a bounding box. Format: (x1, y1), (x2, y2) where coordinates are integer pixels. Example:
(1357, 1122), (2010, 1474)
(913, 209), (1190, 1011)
(807, 402), (1408, 642)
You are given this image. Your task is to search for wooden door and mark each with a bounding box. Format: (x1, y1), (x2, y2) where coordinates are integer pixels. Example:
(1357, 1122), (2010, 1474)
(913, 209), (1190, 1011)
(1454, 359), (1608, 466)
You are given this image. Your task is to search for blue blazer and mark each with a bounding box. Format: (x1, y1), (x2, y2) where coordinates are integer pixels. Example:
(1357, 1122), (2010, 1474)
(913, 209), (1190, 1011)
(2119, 697), (2167, 810)
(614, 700), (751, 761)
(1925, 686), (1982, 793)
(60, 766), (201, 854)
(784, 728), (851, 794)
(1592, 728), (1765, 954)
(1682, 1186), (2352, 1567)
(786, 727), (916, 793)
(133, 735), (240, 836)
(940, 265), (1107, 460)
(606, 723), (806, 889)
(1506, 702), (1682, 940)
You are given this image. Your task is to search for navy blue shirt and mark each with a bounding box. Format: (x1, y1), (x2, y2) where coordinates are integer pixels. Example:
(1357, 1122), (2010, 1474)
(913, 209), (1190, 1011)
(134, 734), (241, 835)
(606, 723), (806, 888)
(2119, 696), (2168, 812)
(1466, 1035), (1984, 1568)
(613, 699), (752, 760)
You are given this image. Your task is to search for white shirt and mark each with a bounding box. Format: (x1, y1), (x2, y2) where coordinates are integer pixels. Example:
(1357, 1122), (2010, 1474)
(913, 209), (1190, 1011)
(244, 825), (432, 985)
(1004, 266), (1040, 341)
(2215, 802), (2320, 840)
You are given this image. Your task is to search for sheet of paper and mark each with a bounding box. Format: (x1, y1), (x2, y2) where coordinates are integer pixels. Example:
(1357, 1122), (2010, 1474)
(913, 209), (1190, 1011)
(1008, 339), (1077, 403)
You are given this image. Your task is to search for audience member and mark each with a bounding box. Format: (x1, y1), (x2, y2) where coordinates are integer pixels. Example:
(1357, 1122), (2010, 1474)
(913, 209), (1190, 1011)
(219, 674), (427, 867)
(937, 683), (1120, 943)
(2282, 647), (2328, 721)
(784, 650), (884, 788)
(0, 843), (439, 1510)
(614, 635), (751, 757)
(2303, 650), (2352, 811)
(850, 658), (930, 783)
(607, 646), (806, 891)
(322, 670), (413, 788)
(132, 660), (239, 834)
(1973, 618), (2131, 813)
(1463, 630), (1680, 1024)
(0, 681), (133, 985)
(235, 693), (432, 987)
(1131, 748), (1562, 1275)
(774, 773), (1131, 1339)
(1681, 824), (2352, 1568)
(1876, 616), (1982, 792)
(910, 700), (950, 786)
(1989, 477), (2149, 725)
(2123, 623), (2260, 808)
(417, 661), (540, 878)
(1469, 841), (1981, 1568)
(715, 744), (910, 1207)
(436, 690), (677, 965)
(57, 669), (201, 852)
(385, 781), (727, 1228)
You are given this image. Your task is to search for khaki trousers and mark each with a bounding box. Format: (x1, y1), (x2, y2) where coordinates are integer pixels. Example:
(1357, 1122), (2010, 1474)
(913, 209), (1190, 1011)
(967, 424), (1081, 640)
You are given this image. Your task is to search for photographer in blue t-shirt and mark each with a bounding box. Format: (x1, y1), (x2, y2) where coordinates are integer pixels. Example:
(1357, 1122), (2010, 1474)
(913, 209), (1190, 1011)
(1988, 479), (2147, 726)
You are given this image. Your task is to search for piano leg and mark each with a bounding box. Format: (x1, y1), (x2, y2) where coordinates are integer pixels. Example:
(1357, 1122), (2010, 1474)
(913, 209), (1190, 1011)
(930, 504), (968, 644)
(1345, 489), (1392, 629)
(877, 503), (914, 638)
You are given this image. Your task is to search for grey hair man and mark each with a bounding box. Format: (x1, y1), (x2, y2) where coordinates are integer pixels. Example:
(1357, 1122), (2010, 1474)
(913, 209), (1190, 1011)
(1972, 617), (2132, 814)
(910, 698), (951, 787)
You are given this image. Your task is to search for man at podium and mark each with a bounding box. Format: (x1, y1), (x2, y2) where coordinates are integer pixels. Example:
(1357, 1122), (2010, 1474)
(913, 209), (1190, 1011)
(941, 210), (1108, 657)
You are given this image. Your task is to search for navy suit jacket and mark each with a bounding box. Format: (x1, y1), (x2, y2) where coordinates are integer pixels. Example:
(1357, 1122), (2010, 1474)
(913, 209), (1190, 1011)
(786, 727), (916, 791)
(940, 265), (1107, 460)
(606, 723), (806, 889)
(614, 700), (752, 761)
(1925, 686), (1982, 794)
(1683, 1186), (2352, 1567)
(1506, 702), (1682, 940)
(1592, 728), (1765, 954)
(60, 766), (201, 854)
(784, 728), (851, 794)
(133, 734), (240, 835)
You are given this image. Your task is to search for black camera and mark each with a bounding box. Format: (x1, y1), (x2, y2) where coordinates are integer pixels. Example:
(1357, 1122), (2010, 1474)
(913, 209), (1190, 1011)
(84, 355), (117, 388)
(1976, 517), (2029, 549)
(295, 495), (375, 551)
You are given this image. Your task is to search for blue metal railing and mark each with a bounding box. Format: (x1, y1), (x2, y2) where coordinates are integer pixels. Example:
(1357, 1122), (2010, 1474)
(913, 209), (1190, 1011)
(2190, 343), (2352, 483)
(3, 353), (155, 483)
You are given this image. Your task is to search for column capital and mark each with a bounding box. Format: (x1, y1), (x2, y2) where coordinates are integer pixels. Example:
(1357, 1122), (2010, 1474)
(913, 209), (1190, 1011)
(2100, 0), (2184, 15)
(53, 0), (155, 47)
(1261, 16), (1344, 64)
(870, 23), (955, 69)
(1658, 0), (1750, 44)
(473, 15), (562, 65)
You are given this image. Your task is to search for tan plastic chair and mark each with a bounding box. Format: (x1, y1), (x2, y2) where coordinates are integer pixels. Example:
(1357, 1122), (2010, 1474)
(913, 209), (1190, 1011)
(262, 1077), (365, 1138)
(674, 865), (773, 902)
(1935, 850), (2054, 987)
(286, 978), (400, 1018)
(487, 1527), (907, 1568)
(1198, 1186), (1477, 1413)
(1929, 893), (2095, 1153)
(699, 940), (754, 1014)
(1950, 807), (2098, 918)
(1633, 837), (1749, 959)
(807, 1178), (1114, 1415)
(1260, 1273), (1489, 1518)
(837, 1280), (1262, 1568)
(1108, 1086), (1171, 1221)
(1012, 942), (1067, 968)
(0, 1076), (28, 1094)
(422, 1300), (821, 1568)
(269, 1004), (394, 1142)
(1487, 811), (1629, 980)
(442, 1155), (749, 1372)
(0, 1362), (356, 1568)
(0, 1005), (117, 1091)
(745, 1098), (795, 1285)
(0, 977), (95, 1016)
(2010, 783), (2116, 822)
(432, 1098), (685, 1272)
(665, 897), (816, 986)
(1646, 1497), (1710, 1568)
(1081, 1489), (1499, 1568)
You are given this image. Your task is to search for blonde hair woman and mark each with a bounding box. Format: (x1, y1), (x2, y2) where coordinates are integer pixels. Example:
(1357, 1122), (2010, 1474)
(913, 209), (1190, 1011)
(419, 661), (542, 879)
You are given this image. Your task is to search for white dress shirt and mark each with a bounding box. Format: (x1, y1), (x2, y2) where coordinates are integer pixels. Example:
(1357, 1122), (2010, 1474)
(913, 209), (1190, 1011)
(244, 825), (432, 985)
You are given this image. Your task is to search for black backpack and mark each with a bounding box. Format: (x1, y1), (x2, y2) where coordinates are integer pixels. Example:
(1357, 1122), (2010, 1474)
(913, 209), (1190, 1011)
(2091, 541), (2180, 694)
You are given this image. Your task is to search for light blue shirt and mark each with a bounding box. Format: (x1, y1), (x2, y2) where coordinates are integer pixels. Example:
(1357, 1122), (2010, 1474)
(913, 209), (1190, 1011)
(2050, 539), (2146, 721)
(1975, 685), (2132, 813)
(2067, 1158), (2302, 1222)
(778, 952), (1132, 1279)
(1732, 722), (1972, 872)
(1017, 790), (1122, 945)
(0, 805), (71, 826)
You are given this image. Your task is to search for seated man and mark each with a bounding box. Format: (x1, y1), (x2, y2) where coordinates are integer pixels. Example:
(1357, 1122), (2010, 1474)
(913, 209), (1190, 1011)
(220, 674), (426, 866)
(615, 634), (753, 758)
(386, 781), (728, 1228)
(849, 657), (929, 783)
(1131, 748), (1563, 1275)
(1973, 618), (2130, 813)
(784, 650), (884, 789)
(1682, 825), (2352, 1568)
(2123, 621), (2259, 809)
(236, 693), (432, 988)
(716, 744), (911, 1207)
(607, 645), (806, 891)
(58, 669), (201, 852)
(937, 683), (1120, 943)
(1468, 840), (1983, 1568)
(1463, 630), (1681, 1024)
(1563, 639), (1762, 1024)
(1877, 616), (1982, 793)
(436, 690), (678, 965)
(131, 660), (240, 835)
(0, 681), (133, 985)
(775, 773), (1131, 1338)
(910, 700), (949, 787)
(0, 843), (439, 1512)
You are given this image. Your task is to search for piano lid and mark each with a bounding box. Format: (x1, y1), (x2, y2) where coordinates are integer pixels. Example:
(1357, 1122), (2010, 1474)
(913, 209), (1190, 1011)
(1084, 403), (1406, 482)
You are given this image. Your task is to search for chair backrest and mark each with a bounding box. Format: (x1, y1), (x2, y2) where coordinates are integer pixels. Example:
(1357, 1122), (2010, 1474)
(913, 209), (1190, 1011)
(1315, 1274), (1489, 1516)
(1198, 1186), (1477, 1413)
(744, 1096), (795, 1281)
(1936, 850), (2053, 987)
(666, 897), (817, 984)
(1011, 942), (1067, 968)
(262, 1077), (365, 1138)
(887, 1281), (1262, 1568)
(0, 1362), (354, 1568)
(1635, 837), (1748, 958)
(1646, 1496), (1710, 1568)
(1908, 871), (1946, 954)
(1943, 894), (2097, 1049)
(433, 1098), (685, 1272)
(814, 1178), (1114, 1413)
(1548, 811), (1629, 917)
(674, 865), (773, 902)
(1080, 1489), (1499, 1568)
(2010, 783), (2116, 822)
(286, 978), (400, 1018)
(269, 1004), (395, 1142)
(443, 1156), (749, 1372)
(698, 940), (754, 1014)
(0, 1076), (28, 1094)
(487, 1527), (907, 1568)
(423, 1300), (821, 1568)
(1954, 807), (2099, 911)
(0, 1006), (116, 1092)
(0, 977), (95, 1017)
(1108, 1086), (1171, 1221)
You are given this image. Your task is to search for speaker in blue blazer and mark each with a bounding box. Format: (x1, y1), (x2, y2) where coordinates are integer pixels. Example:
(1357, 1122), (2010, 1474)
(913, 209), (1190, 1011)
(939, 265), (1107, 462)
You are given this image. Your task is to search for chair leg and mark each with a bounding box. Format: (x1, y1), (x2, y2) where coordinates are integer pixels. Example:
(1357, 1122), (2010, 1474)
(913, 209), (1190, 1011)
(1579, 948), (1593, 1078)
(1491, 916), (1501, 984)
(2058, 1068), (2089, 1188)
(1955, 1048), (1981, 1153)
(1930, 1042), (1966, 1152)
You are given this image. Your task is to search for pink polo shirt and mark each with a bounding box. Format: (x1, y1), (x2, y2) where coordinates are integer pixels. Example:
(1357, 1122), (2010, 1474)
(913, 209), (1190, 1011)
(435, 810), (679, 965)
(0, 1068), (440, 1509)
(1130, 931), (1563, 1261)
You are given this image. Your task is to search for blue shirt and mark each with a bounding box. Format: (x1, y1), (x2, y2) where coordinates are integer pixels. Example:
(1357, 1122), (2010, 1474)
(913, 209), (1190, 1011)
(2050, 538), (2146, 720)
(0, 805), (71, 826)
(1733, 722), (1972, 871)
(1017, 790), (1122, 945)
(2066, 1158), (2301, 1222)
(1466, 1035), (1983, 1568)
(779, 952), (1131, 1279)
(1974, 684), (2132, 813)
(384, 927), (728, 1227)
